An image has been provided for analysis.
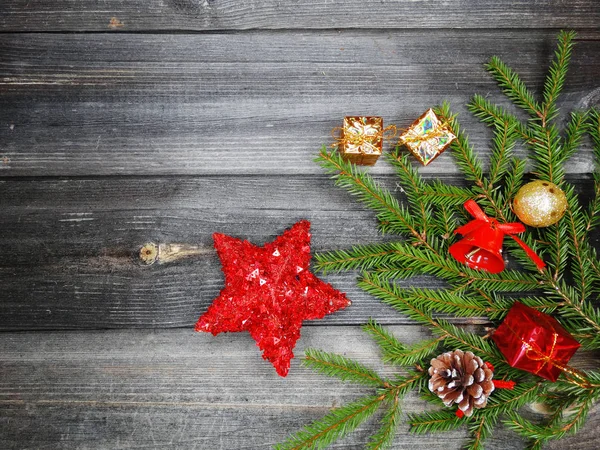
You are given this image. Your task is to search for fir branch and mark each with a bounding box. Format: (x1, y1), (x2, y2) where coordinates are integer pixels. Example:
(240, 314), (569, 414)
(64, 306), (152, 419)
(487, 120), (518, 186)
(582, 239), (600, 283)
(363, 319), (442, 366)
(362, 319), (407, 360)
(408, 410), (464, 434)
(369, 261), (542, 293)
(431, 203), (459, 247)
(584, 109), (600, 236)
(364, 244), (464, 281)
(387, 337), (443, 366)
(436, 103), (506, 220)
(281, 30), (597, 450)
(561, 111), (588, 162)
(482, 382), (543, 419)
(435, 103), (485, 185)
(433, 320), (514, 373)
(468, 94), (532, 142)
(358, 273), (437, 329)
(459, 267), (543, 293)
(382, 287), (493, 318)
(589, 108), (600, 150)
(571, 332), (600, 350)
(527, 122), (564, 184)
(467, 94), (533, 142)
(367, 267), (419, 281)
(316, 147), (434, 250)
(421, 181), (473, 208)
(320, 236), (542, 295)
(501, 158), (527, 211)
(562, 183), (596, 300)
(485, 55), (542, 119)
(316, 241), (480, 283)
(543, 276), (600, 336)
(388, 372), (428, 396)
(485, 295), (559, 320)
(303, 349), (387, 388)
(465, 415), (495, 450)
(314, 243), (408, 275)
(541, 30), (576, 124)
(526, 439), (545, 450)
(504, 394), (594, 443)
(553, 372), (600, 393)
(274, 394), (384, 450)
(542, 214), (570, 280)
(358, 275), (523, 377)
(387, 150), (431, 237)
(584, 175), (600, 239)
(366, 392), (402, 450)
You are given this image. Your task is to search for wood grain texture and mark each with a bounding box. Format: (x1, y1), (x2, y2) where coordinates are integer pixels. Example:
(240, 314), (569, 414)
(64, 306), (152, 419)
(1, 174), (595, 330)
(0, 174), (474, 330)
(2, 1), (600, 448)
(1, 31), (599, 177)
(1, 327), (599, 449)
(1, 0), (600, 32)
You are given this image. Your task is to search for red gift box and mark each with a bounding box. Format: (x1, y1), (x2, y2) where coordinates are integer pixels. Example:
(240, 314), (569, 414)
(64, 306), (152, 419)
(491, 302), (580, 381)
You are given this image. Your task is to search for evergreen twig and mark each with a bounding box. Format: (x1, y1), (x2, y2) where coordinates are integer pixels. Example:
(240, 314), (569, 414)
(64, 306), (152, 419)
(274, 394), (385, 450)
(303, 349), (387, 387)
(278, 30), (599, 450)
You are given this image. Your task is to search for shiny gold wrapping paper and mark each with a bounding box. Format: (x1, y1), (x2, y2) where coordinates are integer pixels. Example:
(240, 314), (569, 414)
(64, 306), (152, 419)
(338, 116), (384, 166)
(399, 109), (456, 166)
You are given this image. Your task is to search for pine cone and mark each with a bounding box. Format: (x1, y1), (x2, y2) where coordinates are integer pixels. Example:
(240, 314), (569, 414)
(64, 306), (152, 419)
(428, 349), (495, 416)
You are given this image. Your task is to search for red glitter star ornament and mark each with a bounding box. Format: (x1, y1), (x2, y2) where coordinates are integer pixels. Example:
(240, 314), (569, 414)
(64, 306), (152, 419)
(195, 220), (351, 377)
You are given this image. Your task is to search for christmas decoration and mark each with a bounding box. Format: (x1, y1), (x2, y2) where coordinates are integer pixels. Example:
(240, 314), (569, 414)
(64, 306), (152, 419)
(195, 220), (350, 377)
(428, 350), (495, 417)
(512, 180), (568, 227)
(398, 108), (456, 165)
(492, 302), (581, 382)
(449, 199), (545, 273)
(333, 116), (388, 165)
(278, 31), (600, 450)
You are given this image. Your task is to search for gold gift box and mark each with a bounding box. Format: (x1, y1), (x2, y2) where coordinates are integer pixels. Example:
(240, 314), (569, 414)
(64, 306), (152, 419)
(339, 116), (384, 166)
(399, 109), (456, 166)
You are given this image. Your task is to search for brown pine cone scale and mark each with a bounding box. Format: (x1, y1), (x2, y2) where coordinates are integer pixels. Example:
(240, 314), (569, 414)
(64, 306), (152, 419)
(428, 349), (495, 416)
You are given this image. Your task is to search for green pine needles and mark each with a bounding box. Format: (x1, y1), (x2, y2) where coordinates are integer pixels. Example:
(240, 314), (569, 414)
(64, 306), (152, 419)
(275, 31), (600, 450)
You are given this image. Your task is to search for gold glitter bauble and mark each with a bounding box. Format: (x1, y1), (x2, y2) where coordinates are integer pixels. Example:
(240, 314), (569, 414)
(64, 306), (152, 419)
(512, 180), (567, 227)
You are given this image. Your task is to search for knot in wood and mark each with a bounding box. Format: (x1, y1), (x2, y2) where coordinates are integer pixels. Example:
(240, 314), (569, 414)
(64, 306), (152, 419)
(139, 242), (159, 265)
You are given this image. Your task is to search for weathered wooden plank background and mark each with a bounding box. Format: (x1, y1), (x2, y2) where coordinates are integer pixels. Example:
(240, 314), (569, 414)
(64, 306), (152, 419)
(1, 1), (599, 449)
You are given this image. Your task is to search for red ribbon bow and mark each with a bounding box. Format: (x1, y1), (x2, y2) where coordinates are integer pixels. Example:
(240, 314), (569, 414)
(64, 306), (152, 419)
(454, 200), (545, 271)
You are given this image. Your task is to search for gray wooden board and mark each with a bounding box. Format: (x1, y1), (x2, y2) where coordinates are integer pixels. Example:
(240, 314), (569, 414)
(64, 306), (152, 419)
(0, 174), (595, 330)
(0, 172), (479, 330)
(2, 2), (600, 448)
(1, 327), (599, 449)
(1, 0), (600, 31)
(1, 30), (599, 177)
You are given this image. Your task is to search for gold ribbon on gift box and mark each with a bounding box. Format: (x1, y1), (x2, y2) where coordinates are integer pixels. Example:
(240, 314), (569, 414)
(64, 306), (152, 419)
(399, 121), (453, 145)
(331, 120), (397, 153)
(330, 111), (455, 159)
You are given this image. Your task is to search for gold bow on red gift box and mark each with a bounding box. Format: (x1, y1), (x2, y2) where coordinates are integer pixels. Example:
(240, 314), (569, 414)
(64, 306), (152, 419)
(492, 302), (588, 387)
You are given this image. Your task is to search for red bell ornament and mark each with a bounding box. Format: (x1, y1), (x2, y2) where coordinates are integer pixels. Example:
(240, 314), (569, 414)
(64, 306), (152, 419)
(449, 200), (545, 274)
